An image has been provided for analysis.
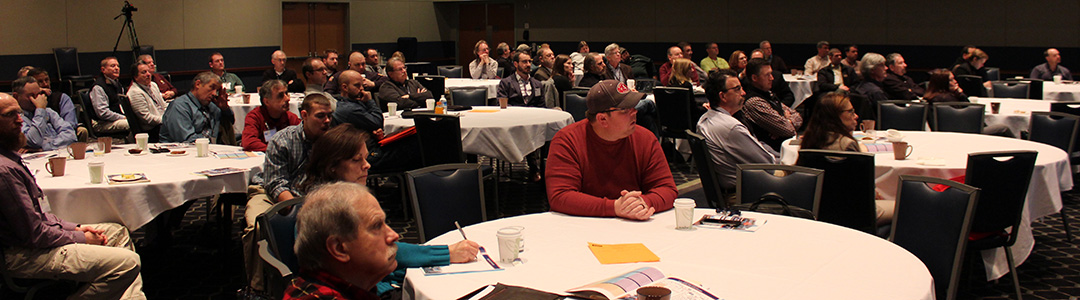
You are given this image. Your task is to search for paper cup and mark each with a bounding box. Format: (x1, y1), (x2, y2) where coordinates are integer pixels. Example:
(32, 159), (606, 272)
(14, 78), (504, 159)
(426, 99), (436, 110)
(135, 133), (149, 150)
(496, 227), (522, 263)
(195, 138), (210, 157)
(88, 161), (104, 184)
(674, 198), (696, 230)
(387, 102), (398, 117)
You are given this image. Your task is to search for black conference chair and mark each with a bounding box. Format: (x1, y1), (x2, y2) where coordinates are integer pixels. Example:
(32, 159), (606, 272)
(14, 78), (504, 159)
(654, 86), (695, 140)
(956, 75), (987, 97)
(1024, 78), (1044, 100)
(448, 87), (488, 107)
(135, 45), (155, 58)
(932, 102), (984, 134)
(256, 197), (304, 299)
(984, 67), (1001, 82)
(562, 90), (590, 122)
(406, 163), (488, 243)
(118, 94), (160, 142)
(437, 65), (464, 78)
(412, 113), (465, 167)
(415, 75), (447, 100)
(52, 47), (95, 95)
(0, 247), (75, 300)
(1049, 103), (1080, 153)
(890, 175), (979, 300)
(877, 100), (927, 131)
(686, 130), (725, 209)
(1028, 111), (1079, 241)
(991, 81), (1030, 99)
(965, 151), (1037, 300)
(735, 164), (824, 215)
(77, 89), (129, 141)
(634, 78), (658, 94)
(796, 149), (877, 234)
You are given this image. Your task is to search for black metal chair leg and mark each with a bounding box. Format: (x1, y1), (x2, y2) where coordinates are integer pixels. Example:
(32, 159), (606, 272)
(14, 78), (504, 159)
(1004, 246), (1024, 300)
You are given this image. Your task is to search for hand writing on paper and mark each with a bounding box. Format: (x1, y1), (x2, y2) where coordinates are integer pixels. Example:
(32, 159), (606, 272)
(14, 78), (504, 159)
(448, 240), (480, 263)
(614, 190), (654, 220)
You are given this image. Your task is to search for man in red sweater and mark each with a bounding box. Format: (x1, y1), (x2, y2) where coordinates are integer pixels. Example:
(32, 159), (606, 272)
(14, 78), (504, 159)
(546, 80), (677, 220)
(241, 79), (300, 151)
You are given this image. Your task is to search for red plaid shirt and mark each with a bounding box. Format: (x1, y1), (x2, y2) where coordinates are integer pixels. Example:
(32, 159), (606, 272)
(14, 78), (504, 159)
(283, 271), (380, 300)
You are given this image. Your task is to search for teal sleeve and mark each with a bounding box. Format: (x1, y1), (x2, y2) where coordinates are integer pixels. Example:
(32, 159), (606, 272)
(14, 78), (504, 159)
(394, 242), (450, 268)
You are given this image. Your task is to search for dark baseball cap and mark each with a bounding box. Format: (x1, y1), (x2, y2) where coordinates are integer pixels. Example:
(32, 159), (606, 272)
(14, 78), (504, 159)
(586, 80), (644, 115)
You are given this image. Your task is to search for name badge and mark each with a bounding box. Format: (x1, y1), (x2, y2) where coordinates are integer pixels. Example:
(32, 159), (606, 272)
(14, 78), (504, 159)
(38, 195), (52, 213)
(263, 128), (279, 142)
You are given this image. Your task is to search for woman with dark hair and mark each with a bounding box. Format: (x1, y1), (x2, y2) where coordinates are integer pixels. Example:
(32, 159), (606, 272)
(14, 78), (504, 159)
(552, 54), (575, 96)
(667, 58), (696, 88)
(922, 69), (968, 103)
(296, 124), (480, 297)
(800, 92), (865, 152)
(730, 50), (748, 78)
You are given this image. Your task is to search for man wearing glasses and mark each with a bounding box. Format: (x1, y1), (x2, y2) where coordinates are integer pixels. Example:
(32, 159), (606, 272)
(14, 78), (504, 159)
(546, 80), (677, 221)
(496, 52), (545, 107)
(378, 57), (432, 110)
(697, 70), (778, 207)
(303, 57), (331, 94)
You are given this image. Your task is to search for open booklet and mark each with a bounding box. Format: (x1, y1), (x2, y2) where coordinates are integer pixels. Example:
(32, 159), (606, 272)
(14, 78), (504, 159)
(567, 267), (719, 300)
(422, 246), (503, 276)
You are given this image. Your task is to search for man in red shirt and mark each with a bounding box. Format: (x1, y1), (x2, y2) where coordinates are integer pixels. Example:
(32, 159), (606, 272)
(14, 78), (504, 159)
(545, 80), (677, 220)
(241, 80), (300, 152)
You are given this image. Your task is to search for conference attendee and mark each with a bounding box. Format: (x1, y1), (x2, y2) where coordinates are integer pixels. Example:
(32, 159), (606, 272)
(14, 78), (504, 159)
(390, 51), (405, 64)
(496, 52), (545, 107)
(730, 50), (748, 78)
(261, 50), (305, 93)
(852, 52), (889, 130)
(817, 49), (858, 93)
(881, 53), (924, 100)
(659, 46), (698, 86)
(15, 66), (33, 78)
(324, 51), (382, 96)
(159, 72), (234, 143)
(570, 41), (590, 74)
(0, 92), (145, 299)
(697, 70), (778, 207)
(323, 49), (340, 74)
(261, 93), (334, 204)
(126, 62), (167, 139)
(953, 48), (991, 88)
(952, 45), (976, 70)
(799, 92), (892, 225)
(137, 54), (177, 100)
(533, 47), (555, 81)
(241, 79), (299, 152)
(365, 48), (385, 76)
(923, 69), (968, 104)
(667, 58), (697, 88)
(760, 40), (788, 74)
(468, 40), (499, 79)
(546, 80), (677, 220)
(302, 57), (330, 94)
(552, 54), (576, 97)
(89, 57), (130, 134)
(12, 77), (75, 151)
(604, 43), (633, 84)
(577, 52), (610, 88)
(804, 41), (831, 76)
(209, 52), (243, 90)
(749, 50), (797, 107)
(700, 43), (730, 72)
(1031, 48), (1073, 81)
(378, 58), (433, 110)
(740, 58), (802, 151)
(494, 42), (514, 78)
(26, 68), (81, 139)
(842, 45), (860, 69)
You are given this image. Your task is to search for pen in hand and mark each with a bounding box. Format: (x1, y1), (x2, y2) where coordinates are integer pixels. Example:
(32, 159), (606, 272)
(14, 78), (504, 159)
(456, 221), (486, 254)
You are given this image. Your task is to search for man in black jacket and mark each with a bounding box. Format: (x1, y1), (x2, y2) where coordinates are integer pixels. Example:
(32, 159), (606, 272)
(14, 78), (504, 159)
(882, 53), (924, 100)
(817, 49), (859, 93)
(261, 50), (305, 93)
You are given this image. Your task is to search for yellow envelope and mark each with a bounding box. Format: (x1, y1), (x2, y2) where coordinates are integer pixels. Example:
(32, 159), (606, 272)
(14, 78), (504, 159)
(587, 242), (660, 264)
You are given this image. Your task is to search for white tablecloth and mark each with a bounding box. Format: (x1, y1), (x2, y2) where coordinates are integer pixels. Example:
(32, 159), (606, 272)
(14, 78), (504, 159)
(445, 79), (501, 99)
(225, 93), (303, 133)
(780, 131), (1073, 280)
(404, 210), (934, 300)
(784, 74), (817, 108)
(1043, 81), (1080, 100)
(970, 97), (1052, 137)
(383, 107), (574, 163)
(28, 144), (264, 230)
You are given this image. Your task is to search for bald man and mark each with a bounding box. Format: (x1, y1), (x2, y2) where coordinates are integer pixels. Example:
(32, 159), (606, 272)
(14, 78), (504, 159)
(261, 50), (305, 93)
(323, 51), (387, 96)
(1031, 48), (1073, 81)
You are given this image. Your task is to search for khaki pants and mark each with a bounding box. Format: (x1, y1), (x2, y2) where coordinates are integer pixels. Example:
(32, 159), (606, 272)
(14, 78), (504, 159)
(4, 223), (145, 300)
(242, 185), (274, 291)
(92, 119), (129, 134)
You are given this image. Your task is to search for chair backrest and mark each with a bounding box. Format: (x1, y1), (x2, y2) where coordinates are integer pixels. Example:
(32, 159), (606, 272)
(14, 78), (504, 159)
(795, 149), (877, 233)
(135, 45), (155, 59)
(847, 92), (876, 121)
(73, 88), (94, 130)
(77, 88), (100, 122)
(406, 163), (487, 243)
(562, 90), (590, 122)
(1028, 111), (1079, 154)
(685, 130), (724, 209)
(990, 81), (1030, 99)
(448, 87), (487, 107)
(412, 113), (465, 167)
(256, 197), (306, 277)
(736, 164), (824, 215)
(932, 102), (984, 134)
(415, 75), (446, 100)
(653, 86), (694, 135)
(437, 65), (463, 78)
(1049, 103), (1080, 148)
(52, 47), (81, 79)
(118, 94), (147, 135)
(890, 175), (979, 300)
(984, 67), (1001, 81)
(965, 151), (1037, 246)
(1024, 78), (1044, 99)
(955, 75), (986, 97)
(634, 78), (658, 94)
(876, 100), (927, 131)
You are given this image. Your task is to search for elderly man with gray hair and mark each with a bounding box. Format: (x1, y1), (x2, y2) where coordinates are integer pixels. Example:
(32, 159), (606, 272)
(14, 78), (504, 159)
(604, 43), (634, 84)
(159, 71), (234, 143)
(852, 53), (889, 130)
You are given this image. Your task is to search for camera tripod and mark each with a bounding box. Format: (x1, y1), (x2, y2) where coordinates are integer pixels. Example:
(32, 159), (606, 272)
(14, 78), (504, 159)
(111, 6), (141, 59)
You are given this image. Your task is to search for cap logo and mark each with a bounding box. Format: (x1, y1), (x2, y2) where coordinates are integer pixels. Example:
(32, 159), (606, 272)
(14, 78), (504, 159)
(616, 82), (630, 94)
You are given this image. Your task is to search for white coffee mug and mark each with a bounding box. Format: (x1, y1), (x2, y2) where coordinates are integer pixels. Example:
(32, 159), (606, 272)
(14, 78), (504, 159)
(88, 161), (105, 184)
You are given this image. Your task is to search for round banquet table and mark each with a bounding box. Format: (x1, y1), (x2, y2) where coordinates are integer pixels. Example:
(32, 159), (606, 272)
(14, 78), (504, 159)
(27, 144), (264, 230)
(969, 96), (1051, 137)
(1042, 81), (1080, 100)
(382, 106), (574, 163)
(780, 131), (1073, 280)
(224, 92), (304, 134)
(784, 74), (816, 109)
(445, 78), (501, 99)
(403, 210), (934, 300)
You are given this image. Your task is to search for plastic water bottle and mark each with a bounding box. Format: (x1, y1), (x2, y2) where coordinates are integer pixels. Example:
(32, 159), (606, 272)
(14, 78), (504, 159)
(435, 96), (447, 114)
